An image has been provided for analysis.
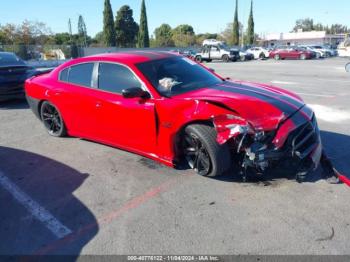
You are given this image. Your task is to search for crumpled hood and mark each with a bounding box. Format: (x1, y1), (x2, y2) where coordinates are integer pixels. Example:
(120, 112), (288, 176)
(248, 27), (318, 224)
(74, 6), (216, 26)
(183, 80), (306, 130)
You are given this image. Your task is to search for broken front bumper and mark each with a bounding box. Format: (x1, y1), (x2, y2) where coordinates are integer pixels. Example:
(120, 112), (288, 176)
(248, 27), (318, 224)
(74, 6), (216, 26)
(242, 113), (323, 179)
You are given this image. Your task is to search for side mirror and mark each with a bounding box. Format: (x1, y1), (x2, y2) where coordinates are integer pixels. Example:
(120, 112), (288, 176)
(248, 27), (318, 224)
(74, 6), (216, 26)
(122, 87), (150, 99)
(208, 68), (215, 73)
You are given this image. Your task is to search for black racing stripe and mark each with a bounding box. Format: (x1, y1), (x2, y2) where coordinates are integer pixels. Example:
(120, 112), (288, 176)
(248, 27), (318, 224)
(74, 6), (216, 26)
(212, 84), (297, 116)
(221, 81), (304, 110)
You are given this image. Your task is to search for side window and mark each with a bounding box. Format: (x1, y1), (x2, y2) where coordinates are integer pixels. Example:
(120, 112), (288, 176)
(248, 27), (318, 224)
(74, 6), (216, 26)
(67, 63), (94, 87)
(98, 63), (141, 94)
(59, 68), (69, 82)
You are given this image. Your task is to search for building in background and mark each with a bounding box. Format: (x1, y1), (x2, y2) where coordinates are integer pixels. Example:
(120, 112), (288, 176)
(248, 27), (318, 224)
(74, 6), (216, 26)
(260, 30), (346, 48)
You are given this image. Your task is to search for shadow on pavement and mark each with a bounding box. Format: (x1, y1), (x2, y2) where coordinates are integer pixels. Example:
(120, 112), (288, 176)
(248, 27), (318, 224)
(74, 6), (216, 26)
(0, 146), (98, 258)
(216, 130), (350, 185)
(0, 99), (29, 110)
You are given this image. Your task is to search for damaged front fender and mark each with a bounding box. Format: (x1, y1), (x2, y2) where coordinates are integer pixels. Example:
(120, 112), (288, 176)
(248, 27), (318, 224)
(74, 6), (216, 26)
(213, 114), (254, 145)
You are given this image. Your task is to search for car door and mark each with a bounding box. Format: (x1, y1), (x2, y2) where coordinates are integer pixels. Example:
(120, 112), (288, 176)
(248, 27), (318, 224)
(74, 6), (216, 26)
(210, 46), (221, 59)
(93, 62), (157, 154)
(54, 62), (100, 138)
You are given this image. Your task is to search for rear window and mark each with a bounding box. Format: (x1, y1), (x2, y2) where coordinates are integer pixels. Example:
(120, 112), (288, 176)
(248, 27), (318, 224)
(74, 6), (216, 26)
(59, 68), (69, 82)
(60, 63), (94, 87)
(0, 53), (26, 66)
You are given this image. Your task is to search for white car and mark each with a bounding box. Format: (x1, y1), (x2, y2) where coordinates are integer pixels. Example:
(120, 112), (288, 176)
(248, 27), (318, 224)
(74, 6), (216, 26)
(299, 45), (325, 58)
(338, 40), (350, 57)
(246, 47), (270, 59)
(202, 39), (224, 47)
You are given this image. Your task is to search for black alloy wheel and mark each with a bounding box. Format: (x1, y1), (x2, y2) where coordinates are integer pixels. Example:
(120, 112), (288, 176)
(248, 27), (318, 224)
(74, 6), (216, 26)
(183, 132), (212, 176)
(181, 124), (231, 177)
(40, 101), (67, 137)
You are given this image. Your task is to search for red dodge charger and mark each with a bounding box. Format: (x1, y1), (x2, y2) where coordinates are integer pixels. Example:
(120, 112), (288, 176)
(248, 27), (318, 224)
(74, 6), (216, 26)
(25, 51), (342, 183)
(269, 46), (313, 60)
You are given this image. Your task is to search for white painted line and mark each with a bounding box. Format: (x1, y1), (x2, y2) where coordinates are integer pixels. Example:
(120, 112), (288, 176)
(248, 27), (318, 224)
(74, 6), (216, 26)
(309, 104), (350, 123)
(271, 80), (297, 85)
(296, 92), (336, 98)
(0, 171), (72, 239)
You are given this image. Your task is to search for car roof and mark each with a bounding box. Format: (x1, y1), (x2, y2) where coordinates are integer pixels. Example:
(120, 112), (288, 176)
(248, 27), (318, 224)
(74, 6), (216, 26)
(86, 51), (179, 64)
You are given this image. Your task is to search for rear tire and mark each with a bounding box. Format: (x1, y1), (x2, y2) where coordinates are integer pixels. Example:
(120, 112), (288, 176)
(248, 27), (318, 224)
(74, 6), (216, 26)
(222, 55), (230, 63)
(259, 53), (266, 60)
(182, 124), (231, 177)
(274, 54), (280, 60)
(40, 101), (67, 137)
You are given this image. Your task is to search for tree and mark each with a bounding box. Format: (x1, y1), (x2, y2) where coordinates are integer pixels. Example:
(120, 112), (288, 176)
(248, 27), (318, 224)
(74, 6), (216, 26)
(78, 15), (87, 46)
(292, 18), (314, 32)
(53, 33), (71, 45)
(92, 31), (104, 45)
(137, 0), (150, 48)
(232, 0), (239, 46)
(172, 24), (195, 47)
(246, 0), (255, 45)
(154, 24), (174, 47)
(115, 5), (139, 47)
(103, 0), (116, 46)
(291, 18), (350, 34)
(220, 22), (242, 45)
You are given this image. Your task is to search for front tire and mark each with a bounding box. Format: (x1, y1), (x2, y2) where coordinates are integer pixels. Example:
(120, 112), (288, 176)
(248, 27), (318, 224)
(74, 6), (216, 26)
(40, 101), (67, 137)
(195, 56), (202, 63)
(182, 124), (231, 177)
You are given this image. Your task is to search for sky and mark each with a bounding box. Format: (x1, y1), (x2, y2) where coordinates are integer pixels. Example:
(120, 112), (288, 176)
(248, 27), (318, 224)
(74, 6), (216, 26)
(0, 0), (349, 37)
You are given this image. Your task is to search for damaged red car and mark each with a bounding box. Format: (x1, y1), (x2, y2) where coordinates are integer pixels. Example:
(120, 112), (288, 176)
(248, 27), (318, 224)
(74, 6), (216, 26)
(25, 52), (342, 183)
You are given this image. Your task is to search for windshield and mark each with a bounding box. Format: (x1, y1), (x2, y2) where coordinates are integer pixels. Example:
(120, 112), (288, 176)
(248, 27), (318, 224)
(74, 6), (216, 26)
(136, 57), (223, 97)
(218, 44), (230, 50)
(0, 53), (26, 66)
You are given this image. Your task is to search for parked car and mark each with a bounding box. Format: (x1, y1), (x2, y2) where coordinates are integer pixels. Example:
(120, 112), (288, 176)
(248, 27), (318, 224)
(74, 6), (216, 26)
(0, 52), (48, 102)
(338, 40), (350, 57)
(246, 47), (270, 59)
(202, 39), (224, 47)
(269, 46), (313, 60)
(195, 45), (240, 62)
(309, 45), (332, 57)
(25, 51), (338, 183)
(299, 46), (324, 59)
(231, 47), (254, 61)
(323, 44), (338, 56)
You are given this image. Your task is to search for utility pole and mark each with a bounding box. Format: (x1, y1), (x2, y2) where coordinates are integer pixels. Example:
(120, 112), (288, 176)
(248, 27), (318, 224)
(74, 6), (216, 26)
(68, 19), (73, 42)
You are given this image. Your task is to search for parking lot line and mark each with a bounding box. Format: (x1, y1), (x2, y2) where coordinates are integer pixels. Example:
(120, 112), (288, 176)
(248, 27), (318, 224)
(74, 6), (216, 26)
(296, 92), (336, 98)
(33, 176), (181, 255)
(271, 80), (297, 85)
(0, 171), (72, 239)
(309, 104), (350, 123)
